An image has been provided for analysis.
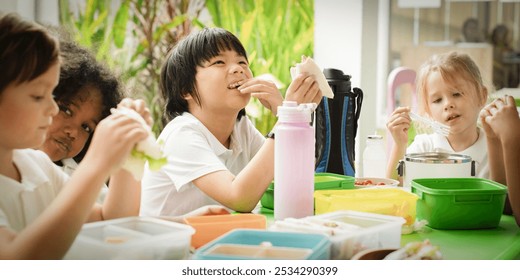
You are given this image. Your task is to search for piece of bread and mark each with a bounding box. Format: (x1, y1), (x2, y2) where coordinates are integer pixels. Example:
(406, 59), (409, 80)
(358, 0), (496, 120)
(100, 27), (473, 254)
(290, 56), (334, 99)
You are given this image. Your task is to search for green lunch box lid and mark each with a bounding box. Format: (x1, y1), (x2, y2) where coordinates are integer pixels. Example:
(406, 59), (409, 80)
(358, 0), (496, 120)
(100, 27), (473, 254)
(261, 173), (355, 210)
(267, 172), (355, 191)
(411, 178), (507, 195)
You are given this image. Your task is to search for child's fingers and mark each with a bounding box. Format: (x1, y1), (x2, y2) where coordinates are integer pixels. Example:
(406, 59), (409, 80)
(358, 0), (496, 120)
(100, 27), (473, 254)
(117, 98), (153, 127)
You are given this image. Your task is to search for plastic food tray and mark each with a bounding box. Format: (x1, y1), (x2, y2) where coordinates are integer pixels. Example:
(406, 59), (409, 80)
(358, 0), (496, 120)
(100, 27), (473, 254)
(314, 188), (418, 225)
(193, 229), (331, 260)
(184, 213), (266, 248)
(64, 216), (194, 260)
(411, 178), (507, 229)
(269, 210), (405, 259)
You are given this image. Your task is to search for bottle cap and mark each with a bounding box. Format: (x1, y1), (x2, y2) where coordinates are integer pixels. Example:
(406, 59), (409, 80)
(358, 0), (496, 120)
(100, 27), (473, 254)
(367, 134), (383, 140)
(277, 101), (317, 123)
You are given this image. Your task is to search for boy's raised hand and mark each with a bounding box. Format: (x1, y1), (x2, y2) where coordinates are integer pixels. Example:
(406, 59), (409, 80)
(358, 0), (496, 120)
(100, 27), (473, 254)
(285, 73), (322, 106)
(238, 78), (283, 115)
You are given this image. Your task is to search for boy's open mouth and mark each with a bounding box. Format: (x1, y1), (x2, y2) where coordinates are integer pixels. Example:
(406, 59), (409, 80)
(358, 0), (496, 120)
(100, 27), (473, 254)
(227, 80), (244, 89)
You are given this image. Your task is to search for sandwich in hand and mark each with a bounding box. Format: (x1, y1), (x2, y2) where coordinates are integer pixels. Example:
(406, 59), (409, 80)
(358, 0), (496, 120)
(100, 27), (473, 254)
(290, 55), (334, 99)
(110, 107), (167, 180)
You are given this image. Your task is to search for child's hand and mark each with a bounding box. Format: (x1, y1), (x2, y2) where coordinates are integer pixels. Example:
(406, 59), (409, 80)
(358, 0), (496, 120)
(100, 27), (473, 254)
(83, 113), (148, 175)
(387, 107), (412, 147)
(285, 73), (322, 106)
(238, 78), (283, 115)
(184, 205), (230, 218)
(482, 96), (520, 143)
(117, 98), (153, 128)
(158, 205), (230, 224)
(480, 101), (499, 140)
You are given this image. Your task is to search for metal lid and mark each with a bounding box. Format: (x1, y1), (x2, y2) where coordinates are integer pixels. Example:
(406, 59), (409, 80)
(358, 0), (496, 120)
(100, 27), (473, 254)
(405, 152), (472, 164)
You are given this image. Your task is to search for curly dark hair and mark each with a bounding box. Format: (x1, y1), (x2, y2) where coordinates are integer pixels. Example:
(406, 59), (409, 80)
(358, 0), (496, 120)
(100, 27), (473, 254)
(54, 39), (123, 121)
(51, 36), (124, 162)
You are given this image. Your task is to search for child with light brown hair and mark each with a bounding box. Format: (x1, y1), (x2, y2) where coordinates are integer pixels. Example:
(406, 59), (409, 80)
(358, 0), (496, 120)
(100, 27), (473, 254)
(386, 52), (489, 182)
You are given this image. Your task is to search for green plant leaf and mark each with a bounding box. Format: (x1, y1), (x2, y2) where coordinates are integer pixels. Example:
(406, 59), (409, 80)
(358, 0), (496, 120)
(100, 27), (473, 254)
(113, 0), (129, 48)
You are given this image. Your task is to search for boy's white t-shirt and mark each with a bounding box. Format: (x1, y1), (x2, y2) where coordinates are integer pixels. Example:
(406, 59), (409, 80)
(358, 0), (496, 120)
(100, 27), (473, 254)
(140, 113), (265, 216)
(0, 149), (69, 232)
(406, 127), (489, 179)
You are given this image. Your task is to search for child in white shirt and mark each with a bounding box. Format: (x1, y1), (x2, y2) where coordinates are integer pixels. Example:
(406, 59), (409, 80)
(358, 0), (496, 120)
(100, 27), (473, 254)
(386, 51), (489, 182)
(141, 27), (322, 216)
(0, 13), (149, 259)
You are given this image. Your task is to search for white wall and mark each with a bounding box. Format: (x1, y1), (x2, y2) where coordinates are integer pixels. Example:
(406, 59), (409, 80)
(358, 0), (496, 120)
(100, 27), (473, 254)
(0, 0), (34, 19)
(315, 0), (388, 176)
(0, 0), (58, 25)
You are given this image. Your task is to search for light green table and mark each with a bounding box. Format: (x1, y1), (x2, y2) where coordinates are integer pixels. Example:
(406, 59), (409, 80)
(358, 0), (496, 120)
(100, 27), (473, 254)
(401, 215), (520, 260)
(257, 207), (520, 260)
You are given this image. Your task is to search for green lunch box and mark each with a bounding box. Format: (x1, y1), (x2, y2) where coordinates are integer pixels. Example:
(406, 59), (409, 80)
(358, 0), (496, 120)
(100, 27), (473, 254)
(260, 172), (355, 210)
(411, 178), (507, 230)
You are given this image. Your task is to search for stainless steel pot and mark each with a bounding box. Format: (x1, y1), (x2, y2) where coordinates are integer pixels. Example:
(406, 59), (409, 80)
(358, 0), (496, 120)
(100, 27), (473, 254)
(398, 152), (475, 191)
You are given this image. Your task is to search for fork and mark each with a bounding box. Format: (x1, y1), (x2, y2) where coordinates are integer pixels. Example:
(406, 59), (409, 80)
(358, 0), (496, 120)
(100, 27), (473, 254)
(409, 111), (451, 136)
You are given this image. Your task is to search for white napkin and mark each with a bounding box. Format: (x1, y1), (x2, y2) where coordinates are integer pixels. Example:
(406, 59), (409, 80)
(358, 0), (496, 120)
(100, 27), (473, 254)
(290, 56), (334, 99)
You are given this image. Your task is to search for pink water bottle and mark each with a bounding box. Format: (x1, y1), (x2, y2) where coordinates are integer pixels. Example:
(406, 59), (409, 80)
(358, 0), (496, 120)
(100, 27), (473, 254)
(274, 101), (316, 220)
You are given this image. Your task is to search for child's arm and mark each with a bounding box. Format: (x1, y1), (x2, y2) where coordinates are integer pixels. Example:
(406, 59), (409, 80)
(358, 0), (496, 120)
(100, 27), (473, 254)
(503, 135), (520, 226)
(192, 138), (276, 213)
(0, 153), (115, 259)
(480, 102), (506, 184)
(0, 111), (146, 259)
(386, 107), (412, 180)
(483, 96), (520, 225)
(88, 98), (152, 221)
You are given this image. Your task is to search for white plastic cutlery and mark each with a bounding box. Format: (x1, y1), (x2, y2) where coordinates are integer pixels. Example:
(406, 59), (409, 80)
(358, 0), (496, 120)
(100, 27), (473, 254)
(409, 111), (451, 136)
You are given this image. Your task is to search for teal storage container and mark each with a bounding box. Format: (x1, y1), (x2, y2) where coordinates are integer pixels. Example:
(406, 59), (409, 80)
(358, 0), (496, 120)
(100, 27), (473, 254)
(411, 178), (507, 229)
(193, 229), (331, 260)
(261, 172), (355, 210)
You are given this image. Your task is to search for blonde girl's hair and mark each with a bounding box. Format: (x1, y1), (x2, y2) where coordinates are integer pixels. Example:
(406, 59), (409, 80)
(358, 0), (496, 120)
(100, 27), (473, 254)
(416, 51), (488, 116)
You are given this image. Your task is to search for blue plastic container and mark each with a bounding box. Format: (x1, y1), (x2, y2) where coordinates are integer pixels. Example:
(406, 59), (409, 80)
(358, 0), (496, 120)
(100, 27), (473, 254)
(193, 229), (331, 260)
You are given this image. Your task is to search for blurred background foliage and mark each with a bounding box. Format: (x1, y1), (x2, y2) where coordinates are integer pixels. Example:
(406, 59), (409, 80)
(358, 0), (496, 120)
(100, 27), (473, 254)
(59, 0), (314, 135)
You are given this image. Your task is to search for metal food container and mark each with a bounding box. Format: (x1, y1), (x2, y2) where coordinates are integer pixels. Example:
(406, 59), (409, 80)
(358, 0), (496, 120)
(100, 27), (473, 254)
(398, 152), (475, 191)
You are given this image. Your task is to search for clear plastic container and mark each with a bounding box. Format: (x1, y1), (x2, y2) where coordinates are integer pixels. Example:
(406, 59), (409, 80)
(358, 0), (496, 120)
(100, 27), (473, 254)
(269, 210), (405, 259)
(314, 188), (419, 225)
(64, 217), (194, 260)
